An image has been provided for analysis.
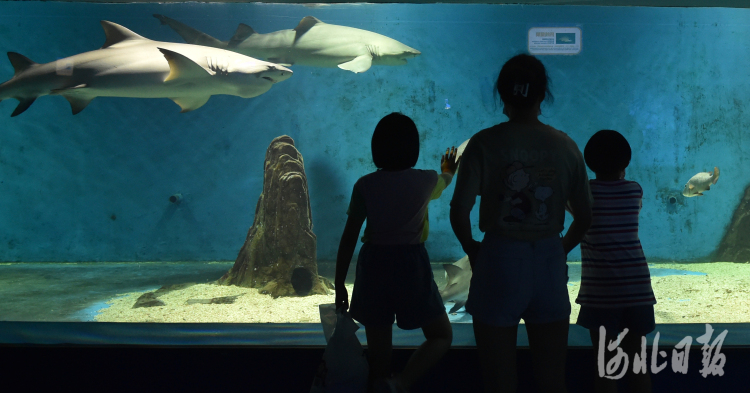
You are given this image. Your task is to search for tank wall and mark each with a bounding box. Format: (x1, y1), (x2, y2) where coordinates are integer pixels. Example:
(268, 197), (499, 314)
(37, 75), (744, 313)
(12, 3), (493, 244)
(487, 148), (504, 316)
(0, 2), (748, 262)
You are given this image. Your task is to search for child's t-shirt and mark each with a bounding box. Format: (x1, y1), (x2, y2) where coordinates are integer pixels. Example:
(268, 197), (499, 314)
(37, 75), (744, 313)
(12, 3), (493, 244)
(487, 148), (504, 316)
(450, 122), (592, 241)
(576, 179), (657, 308)
(347, 169), (453, 245)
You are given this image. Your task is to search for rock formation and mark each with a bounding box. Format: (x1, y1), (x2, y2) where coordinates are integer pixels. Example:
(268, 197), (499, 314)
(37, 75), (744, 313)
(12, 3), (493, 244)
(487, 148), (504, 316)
(218, 135), (332, 297)
(713, 183), (750, 263)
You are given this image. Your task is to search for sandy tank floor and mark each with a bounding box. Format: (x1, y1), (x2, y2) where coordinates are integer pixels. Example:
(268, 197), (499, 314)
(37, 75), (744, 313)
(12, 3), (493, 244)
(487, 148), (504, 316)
(95, 262), (750, 324)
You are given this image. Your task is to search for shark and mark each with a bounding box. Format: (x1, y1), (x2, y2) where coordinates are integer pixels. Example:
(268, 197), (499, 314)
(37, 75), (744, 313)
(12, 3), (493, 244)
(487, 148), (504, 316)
(439, 255), (472, 314)
(0, 20), (292, 117)
(153, 14), (421, 74)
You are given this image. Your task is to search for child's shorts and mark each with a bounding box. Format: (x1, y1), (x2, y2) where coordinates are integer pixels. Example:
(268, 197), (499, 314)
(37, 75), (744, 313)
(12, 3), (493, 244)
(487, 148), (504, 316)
(577, 305), (656, 337)
(465, 232), (570, 327)
(349, 242), (446, 330)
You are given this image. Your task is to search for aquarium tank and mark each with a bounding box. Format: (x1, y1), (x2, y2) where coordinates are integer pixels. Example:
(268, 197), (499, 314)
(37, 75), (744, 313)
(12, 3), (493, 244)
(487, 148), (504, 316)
(0, 0), (748, 346)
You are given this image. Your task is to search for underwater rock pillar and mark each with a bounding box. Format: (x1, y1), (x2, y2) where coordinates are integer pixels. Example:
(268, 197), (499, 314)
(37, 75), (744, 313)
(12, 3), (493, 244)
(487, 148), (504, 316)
(713, 183), (750, 262)
(218, 135), (331, 297)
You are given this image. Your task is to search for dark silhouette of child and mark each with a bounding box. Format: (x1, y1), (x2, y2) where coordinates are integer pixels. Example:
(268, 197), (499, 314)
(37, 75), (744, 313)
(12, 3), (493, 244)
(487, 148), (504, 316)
(577, 129), (656, 393)
(335, 112), (459, 392)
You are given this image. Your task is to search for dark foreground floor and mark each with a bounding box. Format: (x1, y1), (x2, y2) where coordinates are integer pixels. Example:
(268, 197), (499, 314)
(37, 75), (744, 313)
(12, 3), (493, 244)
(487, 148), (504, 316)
(2, 345), (748, 392)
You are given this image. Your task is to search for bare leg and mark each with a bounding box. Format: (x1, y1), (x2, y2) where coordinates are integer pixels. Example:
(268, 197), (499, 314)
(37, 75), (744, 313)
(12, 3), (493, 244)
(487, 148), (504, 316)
(365, 324), (393, 392)
(399, 312), (453, 389)
(473, 319), (519, 393)
(526, 319), (569, 393)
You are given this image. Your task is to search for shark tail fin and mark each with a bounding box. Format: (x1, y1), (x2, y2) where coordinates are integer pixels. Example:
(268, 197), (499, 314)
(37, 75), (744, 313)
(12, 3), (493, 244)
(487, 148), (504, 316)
(153, 14), (225, 48)
(448, 300), (466, 314)
(7, 52), (38, 77)
(228, 24), (256, 48)
(712, 166), (720, 184)
(11, 97), (35, 117)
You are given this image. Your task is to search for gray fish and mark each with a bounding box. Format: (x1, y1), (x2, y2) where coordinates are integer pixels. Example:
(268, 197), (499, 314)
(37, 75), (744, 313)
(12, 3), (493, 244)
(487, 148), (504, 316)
(439, 255), (471, 313)
(0, 21), (292, 116)
(682, 167), (720, 197)
(154, 14), (421, 74)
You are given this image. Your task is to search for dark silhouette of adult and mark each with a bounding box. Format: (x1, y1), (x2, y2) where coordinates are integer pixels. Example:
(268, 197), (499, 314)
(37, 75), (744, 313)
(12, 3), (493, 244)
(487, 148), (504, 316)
(449, 54), (593, 393)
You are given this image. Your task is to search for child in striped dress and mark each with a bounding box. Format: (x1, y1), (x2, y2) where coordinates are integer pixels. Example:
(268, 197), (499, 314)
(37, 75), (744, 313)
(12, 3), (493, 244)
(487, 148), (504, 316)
(576, 130), (656, 393)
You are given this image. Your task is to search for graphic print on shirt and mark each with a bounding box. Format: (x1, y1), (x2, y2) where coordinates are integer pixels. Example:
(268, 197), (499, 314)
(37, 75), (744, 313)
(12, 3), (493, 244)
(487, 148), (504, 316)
(500, 161), (555, 226)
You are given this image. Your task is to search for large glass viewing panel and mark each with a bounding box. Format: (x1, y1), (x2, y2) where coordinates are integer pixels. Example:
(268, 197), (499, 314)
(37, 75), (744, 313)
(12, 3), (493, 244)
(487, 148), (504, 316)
(0, 0), (748, 345)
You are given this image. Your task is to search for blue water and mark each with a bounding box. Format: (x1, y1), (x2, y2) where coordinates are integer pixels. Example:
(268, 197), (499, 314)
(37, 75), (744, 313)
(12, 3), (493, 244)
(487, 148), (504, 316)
(446, 266), (707, 321)
(1, 2), (748, 266)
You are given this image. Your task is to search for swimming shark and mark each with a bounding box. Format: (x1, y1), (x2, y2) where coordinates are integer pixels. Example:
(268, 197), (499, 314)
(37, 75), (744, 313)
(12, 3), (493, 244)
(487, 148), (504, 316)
(153, 14), (421, 74)
(439, 255), (472, 313)
(0, 21), (292, 117)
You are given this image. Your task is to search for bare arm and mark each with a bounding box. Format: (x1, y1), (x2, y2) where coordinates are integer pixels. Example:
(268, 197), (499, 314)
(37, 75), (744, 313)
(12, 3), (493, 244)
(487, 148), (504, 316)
(334, 214), (365, 311)
(450, 205), (481, 269)
(562, 199), (592, 255)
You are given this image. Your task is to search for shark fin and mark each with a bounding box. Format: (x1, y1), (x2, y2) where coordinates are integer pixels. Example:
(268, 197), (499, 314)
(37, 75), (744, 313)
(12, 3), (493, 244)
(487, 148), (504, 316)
(293, 16), (323, 40)
(11, 98), (35, 117)
(443, 264), (463, 282)
(338, 55), (372, 73)
(448, 300), (466, 314)
(712, 167), (720, 184)
(50, 84), (88, 95)
(64, 95), (93, 115)
(228, 24), (256, 48)
(158, 48), (212, 82)
(153, 14), (225, 48)
(267, 57), (293, 66)
(100, 20), (149, 49)
(7, 52), (38, 76)
(171, 96), (210, 113)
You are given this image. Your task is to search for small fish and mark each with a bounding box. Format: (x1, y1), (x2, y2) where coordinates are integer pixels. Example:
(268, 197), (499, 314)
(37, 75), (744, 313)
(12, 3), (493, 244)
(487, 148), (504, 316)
(682, 166), (720, 197)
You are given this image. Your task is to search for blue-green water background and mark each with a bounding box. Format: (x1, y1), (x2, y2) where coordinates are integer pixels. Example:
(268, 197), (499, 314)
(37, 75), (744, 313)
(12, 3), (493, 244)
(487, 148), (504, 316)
(0, 2), (748, 263)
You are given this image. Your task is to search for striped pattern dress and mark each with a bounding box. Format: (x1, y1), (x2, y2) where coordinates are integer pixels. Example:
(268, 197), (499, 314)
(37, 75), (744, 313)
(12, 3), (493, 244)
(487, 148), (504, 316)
(575, 180), (657, 308)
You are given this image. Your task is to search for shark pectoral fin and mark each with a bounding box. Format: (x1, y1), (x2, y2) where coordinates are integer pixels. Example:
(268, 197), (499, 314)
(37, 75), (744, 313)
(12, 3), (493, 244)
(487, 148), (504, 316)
(8, 52), (38, 76)
(448, 300), (466, 314)
(171, 96), (210, 113)
(267, 58), (293, 67)
(228, 24), (257, 48)
(10, 98), (35, 117)
(158, 48), (212, 82)
(338, 55), (373, 73)
(443, 264), (463, 282)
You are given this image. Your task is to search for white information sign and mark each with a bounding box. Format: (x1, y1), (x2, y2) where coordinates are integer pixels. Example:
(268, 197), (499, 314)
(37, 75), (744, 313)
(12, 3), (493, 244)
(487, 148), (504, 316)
(528, 27), (582, 55)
